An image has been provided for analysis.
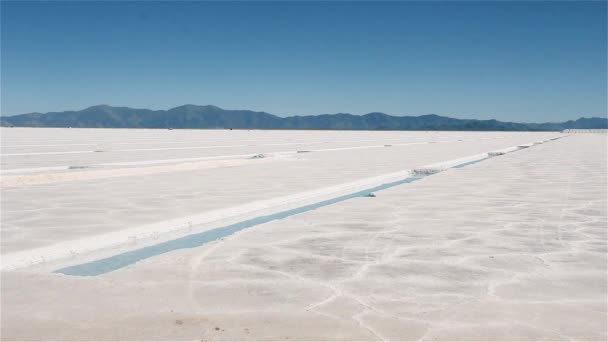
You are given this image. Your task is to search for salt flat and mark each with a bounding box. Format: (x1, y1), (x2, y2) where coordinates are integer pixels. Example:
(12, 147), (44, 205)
(1, 128), (557, 257)
(1, 129), (606, 341)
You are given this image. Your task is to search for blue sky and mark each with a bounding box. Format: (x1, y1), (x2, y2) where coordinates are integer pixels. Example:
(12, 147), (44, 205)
(1, 1), (606, 122)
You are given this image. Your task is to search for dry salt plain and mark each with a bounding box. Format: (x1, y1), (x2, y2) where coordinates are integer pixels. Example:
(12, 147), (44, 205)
(0, 127), (606, 341)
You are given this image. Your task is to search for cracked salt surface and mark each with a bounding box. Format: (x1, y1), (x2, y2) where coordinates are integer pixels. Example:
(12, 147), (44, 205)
(2, 130), (604, 341)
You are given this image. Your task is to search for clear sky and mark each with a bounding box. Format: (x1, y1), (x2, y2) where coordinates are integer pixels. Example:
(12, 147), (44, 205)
(1, 1), (606, 122)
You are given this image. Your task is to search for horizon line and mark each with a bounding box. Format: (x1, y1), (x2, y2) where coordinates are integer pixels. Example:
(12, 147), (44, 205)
(2, 103), (607, 124)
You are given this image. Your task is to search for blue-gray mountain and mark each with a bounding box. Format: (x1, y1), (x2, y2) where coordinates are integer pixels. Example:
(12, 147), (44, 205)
(1, 105), (606, 131)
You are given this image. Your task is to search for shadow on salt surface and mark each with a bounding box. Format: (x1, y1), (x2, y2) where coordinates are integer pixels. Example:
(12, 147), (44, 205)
(56, 177), (423, 276)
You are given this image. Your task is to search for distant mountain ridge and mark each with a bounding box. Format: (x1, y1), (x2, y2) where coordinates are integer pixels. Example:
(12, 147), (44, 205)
(1, 105), (606, 131)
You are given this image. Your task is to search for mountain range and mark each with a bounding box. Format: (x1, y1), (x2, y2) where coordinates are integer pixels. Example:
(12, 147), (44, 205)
(1, 105), (606, 131)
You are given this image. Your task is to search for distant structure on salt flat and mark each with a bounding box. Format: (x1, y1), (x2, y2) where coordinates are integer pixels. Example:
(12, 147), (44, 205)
(562, 129), (608, 134)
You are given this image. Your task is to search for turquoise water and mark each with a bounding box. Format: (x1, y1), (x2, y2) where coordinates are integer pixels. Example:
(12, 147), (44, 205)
(56, 176), (423, 276)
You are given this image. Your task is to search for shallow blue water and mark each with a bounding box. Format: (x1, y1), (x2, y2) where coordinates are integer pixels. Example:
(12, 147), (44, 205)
(56, 176), (423, 276)
(452, 157), (489, 168)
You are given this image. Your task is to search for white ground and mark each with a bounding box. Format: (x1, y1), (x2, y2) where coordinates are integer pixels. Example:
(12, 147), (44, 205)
(1, 128), (606, 341)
